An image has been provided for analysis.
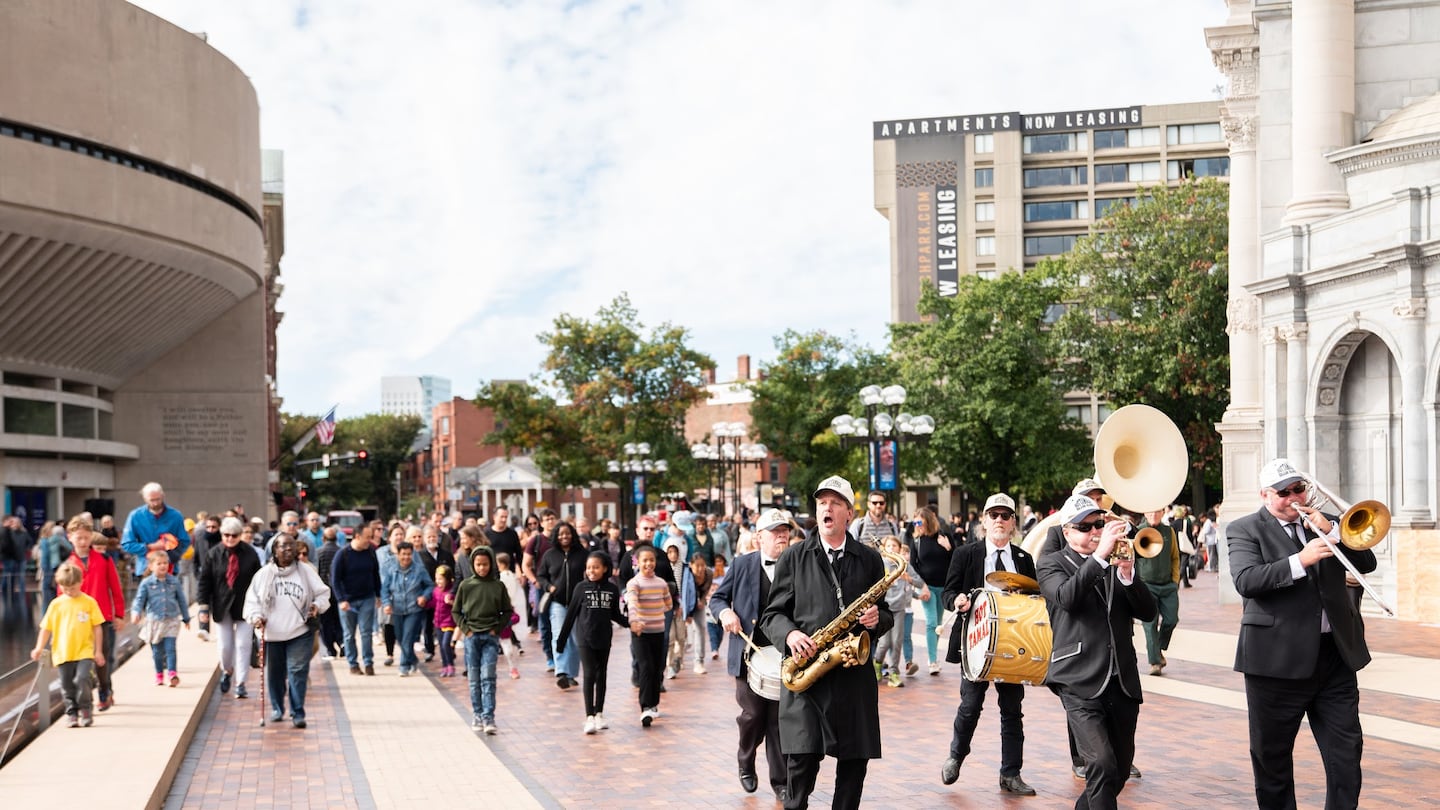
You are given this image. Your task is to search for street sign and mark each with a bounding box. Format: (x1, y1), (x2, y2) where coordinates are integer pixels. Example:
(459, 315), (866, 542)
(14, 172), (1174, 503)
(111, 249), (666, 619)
(311, 469), (330, 480)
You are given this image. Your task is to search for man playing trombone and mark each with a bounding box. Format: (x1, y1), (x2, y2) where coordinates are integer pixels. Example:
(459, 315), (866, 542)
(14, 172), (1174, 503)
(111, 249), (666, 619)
(1227, 458), (1376, 810)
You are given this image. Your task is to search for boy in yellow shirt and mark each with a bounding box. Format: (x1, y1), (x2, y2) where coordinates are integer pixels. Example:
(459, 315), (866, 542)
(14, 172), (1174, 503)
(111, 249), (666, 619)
(31, 562), (106, 727)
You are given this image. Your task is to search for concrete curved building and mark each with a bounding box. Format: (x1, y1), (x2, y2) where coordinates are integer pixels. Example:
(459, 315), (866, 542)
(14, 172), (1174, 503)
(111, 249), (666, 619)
(0, 0), (275, 524)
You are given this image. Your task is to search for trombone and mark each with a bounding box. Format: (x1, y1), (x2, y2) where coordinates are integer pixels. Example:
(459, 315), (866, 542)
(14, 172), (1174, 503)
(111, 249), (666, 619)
(1295, 477), (1394, 616)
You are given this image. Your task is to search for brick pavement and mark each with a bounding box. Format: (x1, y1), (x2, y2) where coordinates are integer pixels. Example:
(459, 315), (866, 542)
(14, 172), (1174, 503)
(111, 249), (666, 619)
(10, 565), (1437, 809)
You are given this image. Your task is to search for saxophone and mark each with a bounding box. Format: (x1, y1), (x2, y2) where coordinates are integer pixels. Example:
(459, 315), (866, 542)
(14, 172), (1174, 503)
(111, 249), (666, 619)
(781, 546), (908, 693)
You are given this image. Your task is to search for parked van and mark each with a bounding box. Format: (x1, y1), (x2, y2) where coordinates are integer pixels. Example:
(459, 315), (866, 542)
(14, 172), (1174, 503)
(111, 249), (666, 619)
(327, 510), (364, 539)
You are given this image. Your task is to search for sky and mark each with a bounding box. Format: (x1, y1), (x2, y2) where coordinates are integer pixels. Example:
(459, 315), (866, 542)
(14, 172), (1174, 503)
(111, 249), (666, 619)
(130, 0), (1228, 418)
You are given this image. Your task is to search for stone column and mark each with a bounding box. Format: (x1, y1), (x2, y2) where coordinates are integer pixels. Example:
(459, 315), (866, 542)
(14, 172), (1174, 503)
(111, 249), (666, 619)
(1280, 322), (1311, 471)
(1394, 296), (1432, 526)
(1284, 0), (1354, 225)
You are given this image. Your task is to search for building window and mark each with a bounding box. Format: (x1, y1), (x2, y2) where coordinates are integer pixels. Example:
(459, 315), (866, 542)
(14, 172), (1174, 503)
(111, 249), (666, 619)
(1022, 132), (1087, 154)
(1024, 200), (1089, 222)
(976, 269), (997, 280)
(62, 404), (95, 439)
(98, 409), (113, 440)
(1095, 161), (1162, 184)
(975, 202), (995, 222)
(1095, 197), (1136, 218)
(1167, 123), (1223, 145)
(442, 445), (450, 465)
(1023, 165), (1088, 188)
(441, 415), (450, 436)
(1096, 127), (1161, 149)
(3, 398), (56, 436)
(1167, 156), (1230, 179)
(1024, 234), (1079, 256)
(769, 459), (780, 481)
(974, 167), (993, 187)
(975, 236), (996, 256)
(974, 133), (994, 154)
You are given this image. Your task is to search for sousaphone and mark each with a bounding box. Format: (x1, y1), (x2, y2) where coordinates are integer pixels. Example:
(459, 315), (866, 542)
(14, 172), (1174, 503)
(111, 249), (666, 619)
(1094, 404), (1189, 514)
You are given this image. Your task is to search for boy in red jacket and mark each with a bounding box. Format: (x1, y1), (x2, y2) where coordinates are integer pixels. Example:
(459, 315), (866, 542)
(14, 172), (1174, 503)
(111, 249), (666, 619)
(65, 514), (126, 710)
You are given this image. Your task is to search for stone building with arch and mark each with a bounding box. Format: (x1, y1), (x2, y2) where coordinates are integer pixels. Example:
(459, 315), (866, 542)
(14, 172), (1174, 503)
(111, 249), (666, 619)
(1209, 0), (1440, 620)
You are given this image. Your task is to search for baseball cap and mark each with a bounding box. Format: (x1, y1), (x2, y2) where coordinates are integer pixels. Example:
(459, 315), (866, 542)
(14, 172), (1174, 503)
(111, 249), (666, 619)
(1059, 495), (1104, 526)
(1259, 458), (1304, 491)
(982, 493), (1016, 513)
(1072, 478), (1105, 496)
(813, 475), (856, 504)
(755, 508), (794, 532)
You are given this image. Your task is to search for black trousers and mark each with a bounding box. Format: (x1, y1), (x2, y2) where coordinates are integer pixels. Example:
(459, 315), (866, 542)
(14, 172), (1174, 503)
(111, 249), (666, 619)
(1244, 634), (1363, 810)
(734, 676), (786, 792)
(785, 753), (868, 810)
(319, 604), (342, 656)
(949, 678), (1025, 776)
(382, 620), (396, 657)
(578, 643), (611, 716)
(1059, 680), (1139, 810)
(422, 610), (436, 655)
(632, 631), (665, 710)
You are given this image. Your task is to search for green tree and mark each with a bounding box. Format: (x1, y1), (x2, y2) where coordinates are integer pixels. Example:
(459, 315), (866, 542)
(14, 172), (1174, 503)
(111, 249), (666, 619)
(475, 294), (714, 496)
(890, 274), (1092, 503)
(284, 411), (423, 518)
(1043, 176), (1229, 501)
(748, 330), (892, 501)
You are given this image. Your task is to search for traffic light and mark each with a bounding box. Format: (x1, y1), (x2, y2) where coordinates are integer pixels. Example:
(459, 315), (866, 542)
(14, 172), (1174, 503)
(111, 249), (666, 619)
(358, 449), (370, 468)
(298, 484), (308, 500)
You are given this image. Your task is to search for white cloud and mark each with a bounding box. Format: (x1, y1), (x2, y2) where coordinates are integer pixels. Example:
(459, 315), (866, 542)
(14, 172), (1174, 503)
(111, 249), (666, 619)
(128, 0), (1227, 415)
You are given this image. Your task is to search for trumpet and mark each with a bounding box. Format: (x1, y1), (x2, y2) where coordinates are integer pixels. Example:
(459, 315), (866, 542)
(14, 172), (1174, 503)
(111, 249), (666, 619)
(1099, 514), (1165, 563)
(1296, 477), (1394, 616)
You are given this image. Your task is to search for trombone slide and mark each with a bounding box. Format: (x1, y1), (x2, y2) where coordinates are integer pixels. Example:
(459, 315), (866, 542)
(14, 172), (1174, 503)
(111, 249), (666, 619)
(1296, 512), (1394, 616)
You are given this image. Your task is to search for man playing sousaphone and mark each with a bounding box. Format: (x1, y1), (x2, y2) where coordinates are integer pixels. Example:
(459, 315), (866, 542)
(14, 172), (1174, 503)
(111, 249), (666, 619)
(1038, 494), (1157, 810)
(709, 508), (797, 803)
(938, 492), (1039, 796)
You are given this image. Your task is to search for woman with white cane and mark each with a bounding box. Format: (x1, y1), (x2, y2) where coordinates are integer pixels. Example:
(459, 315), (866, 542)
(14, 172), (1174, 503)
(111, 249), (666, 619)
(245, 536), (330, 729)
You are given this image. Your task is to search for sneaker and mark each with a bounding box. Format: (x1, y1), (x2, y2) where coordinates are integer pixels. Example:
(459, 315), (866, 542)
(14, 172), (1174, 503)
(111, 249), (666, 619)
(928, 662), (942, 676)
(484, 721), (498, 736)
(80, 711), (93, 728)
(424, 652), (434, 663)
(510, 667), (521, 680)
(641, 708), (654, 727)
(905, 661), (919, 676)
(583, 715), (597, 735)
(155, 672), (164, 686)
(349, 665), (362, 675)
(220, 671), (232, 694)
(169, 671), (180, 687)
(595, 712), (608, 730)
(235, 685), (248, 699)
(472, 717), (485, 732)
(400, 670), (412, 678)
(384, 657), (395, 667)
(320, 652), (335, 661)
(66, 714), (79, 728)
(693, 663), (706, 675)
(887, 673), (904, 688)
(665, 667), (677, 680)
(270, 710), (284, 723)
(197, 629), (210, 642)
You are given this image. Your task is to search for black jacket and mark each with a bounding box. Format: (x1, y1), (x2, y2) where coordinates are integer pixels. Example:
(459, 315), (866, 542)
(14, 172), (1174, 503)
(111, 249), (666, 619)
(537, 543), (588, 607)
(555, 579), (629, 652)
(1037, 547), (1157, 700)
(197, 541), (263, 621)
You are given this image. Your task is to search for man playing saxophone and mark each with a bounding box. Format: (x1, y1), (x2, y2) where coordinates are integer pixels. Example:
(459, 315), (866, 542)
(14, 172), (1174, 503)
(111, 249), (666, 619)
(760, 475), (893, 810)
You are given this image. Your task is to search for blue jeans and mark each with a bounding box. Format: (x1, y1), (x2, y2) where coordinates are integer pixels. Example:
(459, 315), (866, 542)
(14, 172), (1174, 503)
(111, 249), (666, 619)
(548, 601), (577, 679)
(265, 630), (314, 721)
(707, 619), (722, 655)
(151, 635), (178, 674)
(903, 611), (915, 663)
(341, 598), (377, 667)
(923, 586), (945, 664)
(396, 610), (424, 672)
(465, 632), (500, 723)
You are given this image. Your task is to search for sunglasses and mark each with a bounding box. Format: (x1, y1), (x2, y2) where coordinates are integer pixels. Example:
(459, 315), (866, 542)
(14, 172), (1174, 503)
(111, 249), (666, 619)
(1070, 520), (1106, 533)
(221, 533), (240, 538)
(1273, 482), (1308, 498)
(986, 511), (1015, 521)
(868, 501), (886, 507)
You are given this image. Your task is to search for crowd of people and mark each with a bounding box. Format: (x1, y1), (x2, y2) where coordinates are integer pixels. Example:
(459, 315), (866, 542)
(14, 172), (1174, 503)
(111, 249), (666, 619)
(15, 460), (1375, 810)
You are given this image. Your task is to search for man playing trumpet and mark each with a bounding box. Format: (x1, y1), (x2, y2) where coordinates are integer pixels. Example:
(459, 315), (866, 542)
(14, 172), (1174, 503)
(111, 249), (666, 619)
(1037, 495), (1156, 810)
(1227, 458), (1376, 810)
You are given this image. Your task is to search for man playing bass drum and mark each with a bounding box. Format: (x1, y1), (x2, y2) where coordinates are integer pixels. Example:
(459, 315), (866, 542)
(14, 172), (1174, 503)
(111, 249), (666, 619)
(760, 476), (893, 810)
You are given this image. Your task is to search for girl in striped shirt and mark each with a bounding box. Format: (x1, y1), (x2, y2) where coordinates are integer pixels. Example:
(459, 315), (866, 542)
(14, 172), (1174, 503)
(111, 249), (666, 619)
(624, 545), (672, 726)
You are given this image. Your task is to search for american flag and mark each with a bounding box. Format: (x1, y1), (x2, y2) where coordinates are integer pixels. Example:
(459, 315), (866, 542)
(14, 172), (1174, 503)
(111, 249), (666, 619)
(315, 407), (337, 446)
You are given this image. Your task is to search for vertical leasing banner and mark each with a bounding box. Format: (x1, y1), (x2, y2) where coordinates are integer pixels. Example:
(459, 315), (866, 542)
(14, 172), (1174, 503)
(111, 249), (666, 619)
(894, 152), (963, 314)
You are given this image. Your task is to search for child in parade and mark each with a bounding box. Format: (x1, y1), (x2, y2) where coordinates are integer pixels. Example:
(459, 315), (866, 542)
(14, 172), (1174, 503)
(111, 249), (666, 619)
(454, 547), (511, 735)
(874, 535), (925, 687)
(495, 551), (527, 677)
(555, 551), (630, 734)
(132, 549), (192, 686)
(624, 545), (672, 727)
(31, 562), (105, 726)
(65, 514), (125, 711)
(433, 565), (458, 677)
(662, 537), (696, 680)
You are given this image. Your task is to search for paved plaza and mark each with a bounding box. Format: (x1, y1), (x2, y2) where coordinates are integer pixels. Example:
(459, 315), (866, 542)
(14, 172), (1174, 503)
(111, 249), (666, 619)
(2, 569), (1437, 809)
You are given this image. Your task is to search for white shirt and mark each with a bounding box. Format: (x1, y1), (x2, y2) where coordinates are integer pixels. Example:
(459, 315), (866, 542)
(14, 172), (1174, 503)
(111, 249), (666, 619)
(982, 542), (1016, 586)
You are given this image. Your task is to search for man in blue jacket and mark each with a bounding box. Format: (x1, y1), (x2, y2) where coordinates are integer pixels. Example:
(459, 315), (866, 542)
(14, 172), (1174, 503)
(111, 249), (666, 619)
(121, 482), (191, 571)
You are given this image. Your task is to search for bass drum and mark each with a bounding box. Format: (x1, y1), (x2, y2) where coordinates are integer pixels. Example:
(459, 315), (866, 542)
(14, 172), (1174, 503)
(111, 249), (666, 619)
(959, 590), (1052, 685)
(746, 645), (783, 701)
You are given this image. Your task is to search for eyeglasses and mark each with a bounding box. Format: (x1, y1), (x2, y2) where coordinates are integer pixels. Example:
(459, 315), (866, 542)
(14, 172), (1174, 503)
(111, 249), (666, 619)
(986, 511), (1015, 521)
(285, 522), (299, 527)
(221, 533), (240, 538)
(1272, 482), (1308, 498)
(1070, 521), (1105, 533)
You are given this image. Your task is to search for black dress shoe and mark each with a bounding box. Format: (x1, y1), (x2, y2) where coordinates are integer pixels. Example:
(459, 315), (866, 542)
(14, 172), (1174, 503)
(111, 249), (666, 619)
(738, 769), (758, 793)
(776, 787), (789, 803)
(1072, 764), (1086, 779)
(1130, 764), (1142, 778)
(941, 757), (960, 785)
(999, 774), (1037, 796)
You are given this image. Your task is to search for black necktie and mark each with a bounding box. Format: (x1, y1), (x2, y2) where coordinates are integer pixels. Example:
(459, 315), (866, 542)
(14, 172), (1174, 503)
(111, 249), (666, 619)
(994, 549), (1007, 573)
(1288, 522), (1305, 552)
(828, 548), (842, 572)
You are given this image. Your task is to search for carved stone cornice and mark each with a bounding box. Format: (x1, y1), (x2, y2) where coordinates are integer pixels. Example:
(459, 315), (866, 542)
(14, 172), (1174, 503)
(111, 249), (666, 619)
(1222, 113), (1258, 149)
(1226, 295), (1260, 335)
(1331, 134), (1440, 177)
(1276, 322), (1309, 342)
(1210, 39), (1260, 98)
(1394, 298), (1427, 319)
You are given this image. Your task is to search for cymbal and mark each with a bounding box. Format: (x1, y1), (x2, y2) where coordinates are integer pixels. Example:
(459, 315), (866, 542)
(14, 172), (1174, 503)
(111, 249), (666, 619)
(985, 571), (1040, 593)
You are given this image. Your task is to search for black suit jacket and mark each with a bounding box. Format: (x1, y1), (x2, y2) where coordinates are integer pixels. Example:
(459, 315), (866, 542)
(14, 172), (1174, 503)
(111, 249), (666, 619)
(941, 541), (1037, 664)
(759, 532), (893, 759)
(709, 551), (773, 678)
(1226, 507), (1375, 678)
(1037, 546), (1157, 700)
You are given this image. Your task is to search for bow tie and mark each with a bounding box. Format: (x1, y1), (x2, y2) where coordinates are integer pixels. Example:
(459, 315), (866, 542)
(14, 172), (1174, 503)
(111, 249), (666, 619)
(763, 559), (776, 567)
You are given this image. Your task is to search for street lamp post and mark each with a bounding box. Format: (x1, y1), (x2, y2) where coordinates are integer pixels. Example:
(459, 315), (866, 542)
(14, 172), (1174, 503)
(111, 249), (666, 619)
(691, 421), (767, 518)
(606, 442), (669, 541)
(831, 384), (935, 494)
